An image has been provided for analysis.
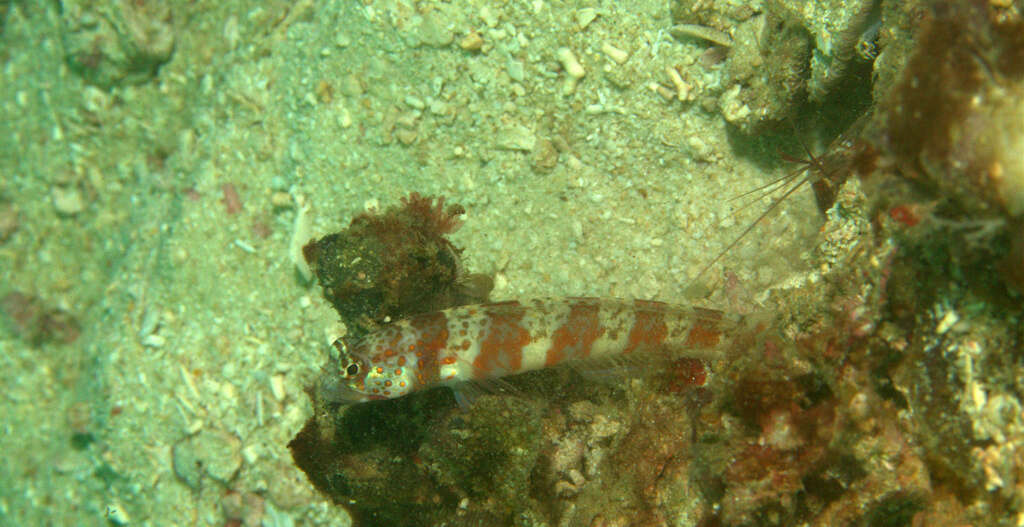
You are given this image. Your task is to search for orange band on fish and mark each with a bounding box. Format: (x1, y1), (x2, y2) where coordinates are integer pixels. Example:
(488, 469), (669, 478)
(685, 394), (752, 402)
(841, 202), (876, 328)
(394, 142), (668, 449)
(328, 297), (743, 403)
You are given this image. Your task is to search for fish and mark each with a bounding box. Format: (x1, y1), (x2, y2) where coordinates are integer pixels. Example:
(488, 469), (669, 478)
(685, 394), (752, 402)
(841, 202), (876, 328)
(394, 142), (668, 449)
(321, 297), (751, 403)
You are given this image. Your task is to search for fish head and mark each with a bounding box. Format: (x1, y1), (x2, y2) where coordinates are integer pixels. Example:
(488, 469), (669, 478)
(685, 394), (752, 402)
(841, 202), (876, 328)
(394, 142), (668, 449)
(327, 337), (416, 402)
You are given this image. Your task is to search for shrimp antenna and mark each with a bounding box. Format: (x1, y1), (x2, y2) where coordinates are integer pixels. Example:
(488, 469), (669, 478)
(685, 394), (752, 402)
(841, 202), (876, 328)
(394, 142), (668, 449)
(695, 128), (828, 280)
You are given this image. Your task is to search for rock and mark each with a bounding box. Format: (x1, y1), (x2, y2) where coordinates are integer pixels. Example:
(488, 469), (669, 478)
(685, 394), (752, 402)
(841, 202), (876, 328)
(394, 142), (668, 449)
(496, 123), (536, 152)
(172, 429), (242, 488)
(417, 11), (454, 48)
(61, 0), (175, 87)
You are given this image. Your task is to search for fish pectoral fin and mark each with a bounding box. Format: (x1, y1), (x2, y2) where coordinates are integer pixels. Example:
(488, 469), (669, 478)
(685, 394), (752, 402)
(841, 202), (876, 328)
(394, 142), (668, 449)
(449, 383), (481, 409)
(447, 375), (524, 409)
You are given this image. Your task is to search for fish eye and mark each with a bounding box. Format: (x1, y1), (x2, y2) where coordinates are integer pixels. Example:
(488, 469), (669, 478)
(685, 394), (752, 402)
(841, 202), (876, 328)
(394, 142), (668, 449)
(345, 363), (360, 376)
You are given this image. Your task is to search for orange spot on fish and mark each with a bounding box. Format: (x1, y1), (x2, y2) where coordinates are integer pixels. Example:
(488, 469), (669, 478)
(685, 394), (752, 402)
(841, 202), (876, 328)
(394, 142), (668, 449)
(397, 356), (406, 366)
(384, 380), (392, 387)
(394, 368), (403, 375)
(441, 356), (457, 365)
(376, 367), (384, 374)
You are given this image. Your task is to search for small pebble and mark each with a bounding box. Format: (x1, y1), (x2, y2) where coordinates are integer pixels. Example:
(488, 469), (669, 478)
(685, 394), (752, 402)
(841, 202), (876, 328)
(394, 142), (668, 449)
(105, 503), (130, 525)
(507, 59), (525, 82)
(459, 31), (484, 51)
(404, 95), (426, 110)
(338, 107), (353, 128)
(418, 12), (454, 47)
(601, 42), (629, 64)
(241, 444), (261, 465)
(221, 183), (242, 214)
(233, 239), (256, 253)
(396, 129), (418, 145)
(315, 80), (333, 103)
(270, 191), (293, 209)
(428, 99), (450, 116)
(492, 272), (509, 295)
(52, 186), (85, 216)
(575, 8), (598, 30)
(270, 373), (286, 402)
(141, 334), (166, 348)
(480, 6), (499, 28)
(556, 47), (586, 79)
(340, 74), (363, 96)
(496, 123), (536, 151)
(269, 176), (288, 191)
(186, 419), (203, 435)
(251, 219), (272, 239)
(531, 138), (559, 172)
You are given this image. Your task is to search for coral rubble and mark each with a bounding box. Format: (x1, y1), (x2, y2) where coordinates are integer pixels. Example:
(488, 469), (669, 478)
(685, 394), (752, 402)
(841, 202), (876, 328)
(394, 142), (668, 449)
(302, 193), (491, 339)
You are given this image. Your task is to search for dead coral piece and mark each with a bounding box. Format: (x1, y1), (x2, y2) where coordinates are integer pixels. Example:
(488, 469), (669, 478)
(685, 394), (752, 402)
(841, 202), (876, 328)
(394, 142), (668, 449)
(671, 0), (758, 34)
(670, 23), (733, 47)
(303, 193), (491, 338)
(1, 291), (81, 345)
(61, 0), (175, 87)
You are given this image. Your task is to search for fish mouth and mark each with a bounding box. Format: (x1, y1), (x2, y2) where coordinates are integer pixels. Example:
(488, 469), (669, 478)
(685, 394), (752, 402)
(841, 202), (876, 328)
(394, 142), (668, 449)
(315, 373), (371, 404)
